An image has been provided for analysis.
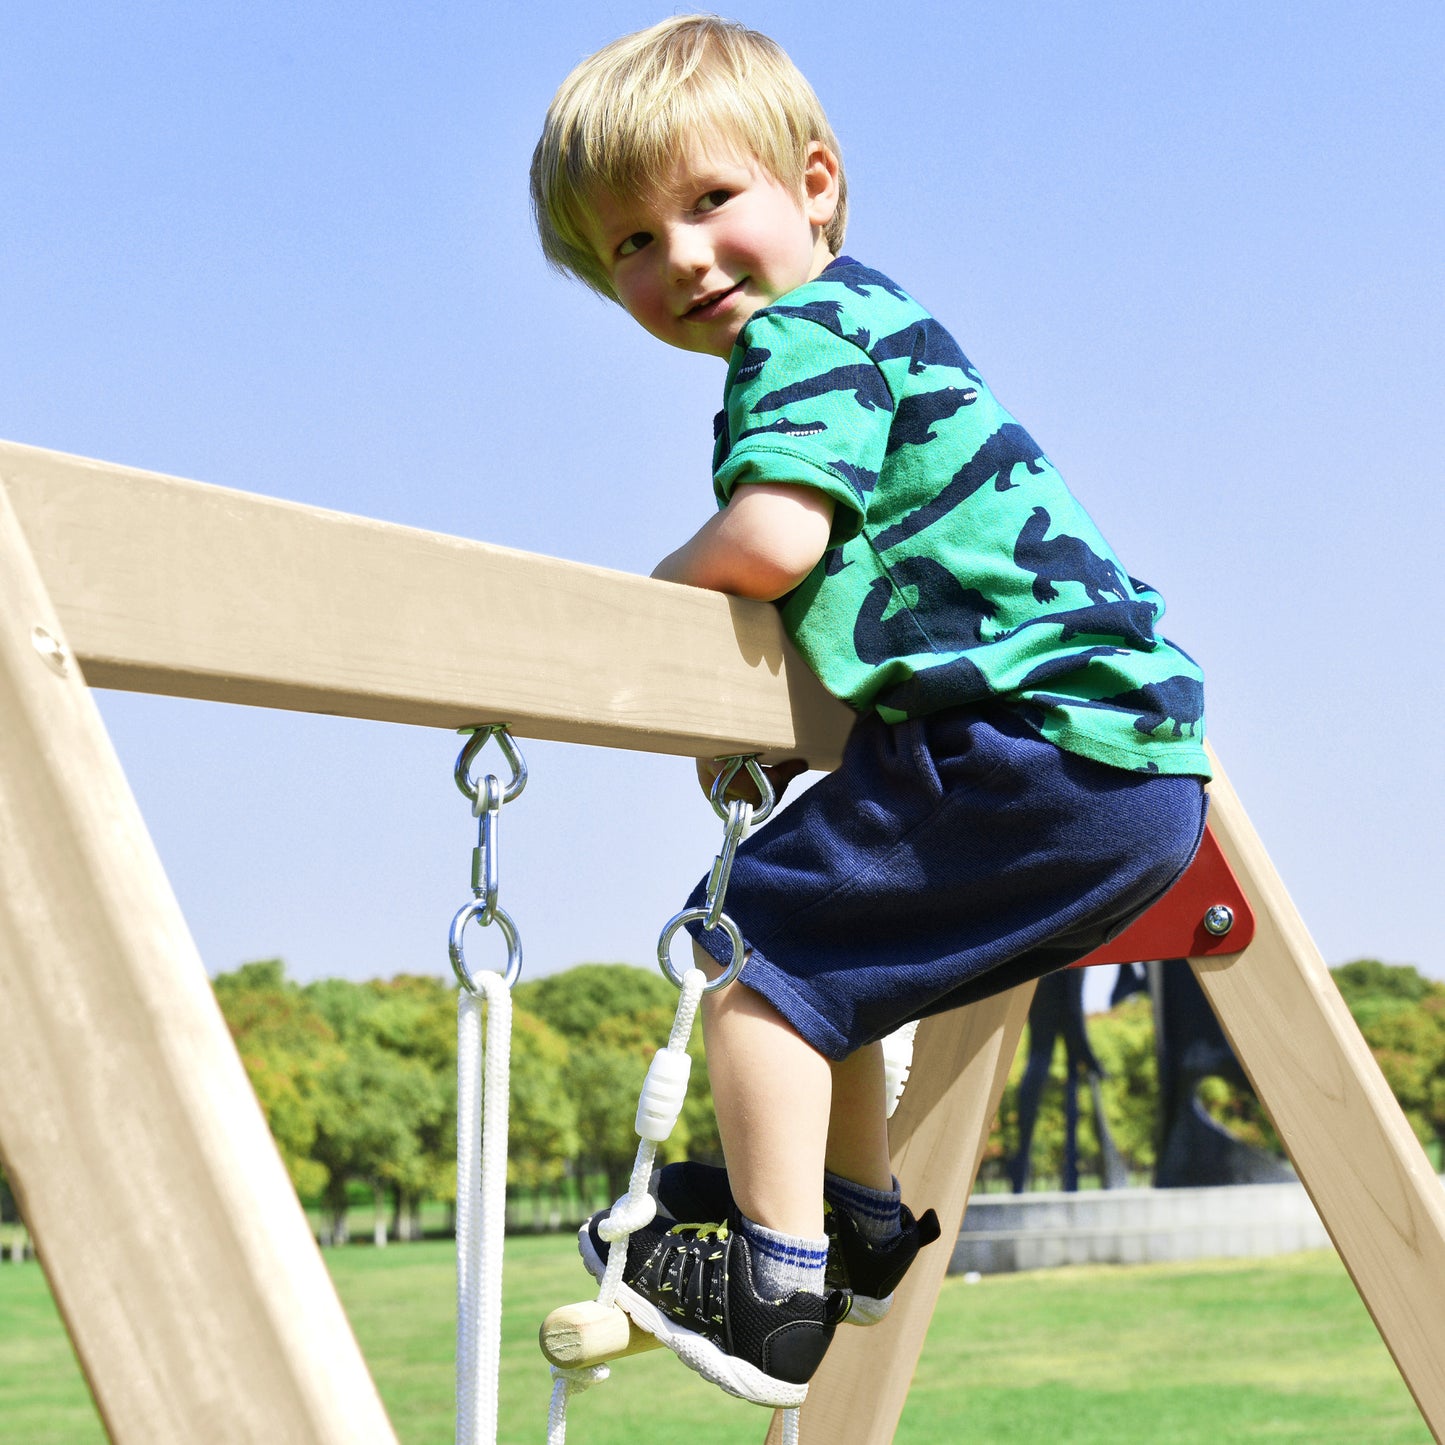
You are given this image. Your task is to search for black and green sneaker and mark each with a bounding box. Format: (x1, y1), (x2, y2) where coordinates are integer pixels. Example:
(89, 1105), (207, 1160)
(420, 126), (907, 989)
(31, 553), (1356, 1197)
(579, 1208), (850, 1407)
(650, 1162), (940, 1326)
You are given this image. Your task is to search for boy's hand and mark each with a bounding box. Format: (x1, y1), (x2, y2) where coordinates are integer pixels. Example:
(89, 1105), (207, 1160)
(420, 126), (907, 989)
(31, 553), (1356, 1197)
(696, 756), (809, 810)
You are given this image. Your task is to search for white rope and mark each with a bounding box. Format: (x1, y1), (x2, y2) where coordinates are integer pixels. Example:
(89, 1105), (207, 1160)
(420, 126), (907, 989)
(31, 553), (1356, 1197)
(546, 1363), (609, 1445)
(456, 971), (513, 1445)
(781, 1406), (801, 1445)
(549, 965), (707, 1440)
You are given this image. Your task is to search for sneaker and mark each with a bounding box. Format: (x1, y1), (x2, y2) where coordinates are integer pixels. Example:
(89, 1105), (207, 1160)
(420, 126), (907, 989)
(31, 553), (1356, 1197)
(579, 1209), (849, 1407)
(652, 1162), (941, 1327)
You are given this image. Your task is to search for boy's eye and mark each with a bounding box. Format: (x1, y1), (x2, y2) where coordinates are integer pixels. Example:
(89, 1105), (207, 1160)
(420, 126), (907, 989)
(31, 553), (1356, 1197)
(616, 231), (652, 258)
(695, 189), (731, 213)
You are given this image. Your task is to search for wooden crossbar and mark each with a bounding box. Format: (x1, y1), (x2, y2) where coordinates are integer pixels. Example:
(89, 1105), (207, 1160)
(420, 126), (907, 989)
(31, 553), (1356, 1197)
(3, 438), (1443, 1444)
(0, 438), (852, 765)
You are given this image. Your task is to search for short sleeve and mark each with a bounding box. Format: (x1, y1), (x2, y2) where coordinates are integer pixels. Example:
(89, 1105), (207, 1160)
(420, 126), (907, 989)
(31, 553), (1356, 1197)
(715, 310), (894, 547)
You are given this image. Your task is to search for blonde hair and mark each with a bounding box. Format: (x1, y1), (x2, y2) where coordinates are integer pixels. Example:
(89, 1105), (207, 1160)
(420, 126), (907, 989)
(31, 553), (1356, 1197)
(531, 15), (848, 299)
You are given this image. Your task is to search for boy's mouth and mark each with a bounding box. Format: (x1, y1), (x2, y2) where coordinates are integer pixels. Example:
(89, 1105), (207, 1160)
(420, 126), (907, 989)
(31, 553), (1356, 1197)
(683, 281), (744, 320)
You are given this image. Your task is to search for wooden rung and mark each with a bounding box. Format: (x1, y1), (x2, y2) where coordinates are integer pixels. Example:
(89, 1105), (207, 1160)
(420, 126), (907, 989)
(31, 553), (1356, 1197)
(539, 1300), (662, 1369)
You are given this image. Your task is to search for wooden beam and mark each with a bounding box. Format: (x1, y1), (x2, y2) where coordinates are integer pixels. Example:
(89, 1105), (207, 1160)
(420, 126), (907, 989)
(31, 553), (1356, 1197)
(1192, 753), (1445, 1438)
(766, 982), (1036, 1445)
(0, 484), (397, 1443)
(0, 439), (854, 766)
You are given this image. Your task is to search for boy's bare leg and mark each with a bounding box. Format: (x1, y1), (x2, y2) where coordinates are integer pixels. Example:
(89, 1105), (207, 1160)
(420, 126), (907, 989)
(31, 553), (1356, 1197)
(697, 942), (830, 1239)
(695, 944), (895, 1236)
(824, 1042), (894, 1192)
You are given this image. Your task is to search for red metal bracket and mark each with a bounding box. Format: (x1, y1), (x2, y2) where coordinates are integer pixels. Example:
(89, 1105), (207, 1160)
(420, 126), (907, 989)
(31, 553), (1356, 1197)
(1070, 824), (1255, 969)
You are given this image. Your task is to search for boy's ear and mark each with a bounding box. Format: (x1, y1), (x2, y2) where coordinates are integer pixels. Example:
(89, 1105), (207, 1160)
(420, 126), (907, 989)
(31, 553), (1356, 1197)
(801, 142), (841, 229)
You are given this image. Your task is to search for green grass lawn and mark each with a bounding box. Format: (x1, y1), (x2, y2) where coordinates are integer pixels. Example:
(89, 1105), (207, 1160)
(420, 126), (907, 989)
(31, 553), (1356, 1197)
(0, 1237), (1430, 1443)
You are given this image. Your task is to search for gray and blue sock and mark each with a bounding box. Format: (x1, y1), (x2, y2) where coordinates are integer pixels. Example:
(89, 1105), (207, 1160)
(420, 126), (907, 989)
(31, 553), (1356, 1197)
(737, 1214), (829, 1300)
(824, 1171), (903, 1245)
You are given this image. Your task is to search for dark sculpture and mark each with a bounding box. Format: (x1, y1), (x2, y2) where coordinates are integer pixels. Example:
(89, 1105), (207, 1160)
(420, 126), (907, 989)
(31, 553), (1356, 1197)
(1151, 960), (1293, 1187)
(1008, 969), (1126, 1192)
(1008, 961), (1291, 1191)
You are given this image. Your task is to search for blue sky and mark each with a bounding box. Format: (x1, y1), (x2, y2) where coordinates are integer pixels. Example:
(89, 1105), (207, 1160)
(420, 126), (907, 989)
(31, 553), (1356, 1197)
(3, 1), (1442, 1008)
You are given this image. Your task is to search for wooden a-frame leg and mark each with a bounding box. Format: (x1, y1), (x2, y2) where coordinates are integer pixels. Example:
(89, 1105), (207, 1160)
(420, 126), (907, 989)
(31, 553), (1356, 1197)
(765, 980), (1036, 1445)
(1192, 754), (1445, 1442)
(0, 485), (396, 1443)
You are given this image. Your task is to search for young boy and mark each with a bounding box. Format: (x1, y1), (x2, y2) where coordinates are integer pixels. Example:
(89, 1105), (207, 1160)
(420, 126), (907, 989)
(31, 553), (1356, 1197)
(531, 15), (1211, 1408)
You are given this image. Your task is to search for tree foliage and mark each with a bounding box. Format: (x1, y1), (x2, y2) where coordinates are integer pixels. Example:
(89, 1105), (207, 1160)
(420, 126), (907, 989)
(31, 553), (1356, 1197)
(210, 958), (703, 1239)
(208, 954), (1443, 1238)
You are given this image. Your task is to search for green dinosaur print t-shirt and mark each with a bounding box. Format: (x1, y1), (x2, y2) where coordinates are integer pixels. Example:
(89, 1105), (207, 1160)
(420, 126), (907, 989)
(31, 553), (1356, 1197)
(713, 257), (1210, 778)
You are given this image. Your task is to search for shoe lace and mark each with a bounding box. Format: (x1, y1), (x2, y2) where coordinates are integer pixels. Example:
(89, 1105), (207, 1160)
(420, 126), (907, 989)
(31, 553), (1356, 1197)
(670, 1220), (729, 1242)
(656, 1221), (730, 1324)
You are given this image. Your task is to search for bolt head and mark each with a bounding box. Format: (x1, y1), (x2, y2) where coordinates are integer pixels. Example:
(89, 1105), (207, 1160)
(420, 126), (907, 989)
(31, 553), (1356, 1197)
(31, 625), (70, 676)
(1203, 904), (1235, 937)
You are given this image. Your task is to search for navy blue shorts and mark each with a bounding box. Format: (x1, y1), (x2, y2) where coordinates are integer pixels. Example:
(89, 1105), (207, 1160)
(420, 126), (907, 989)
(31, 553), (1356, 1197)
(687, 704), (1208, 1061)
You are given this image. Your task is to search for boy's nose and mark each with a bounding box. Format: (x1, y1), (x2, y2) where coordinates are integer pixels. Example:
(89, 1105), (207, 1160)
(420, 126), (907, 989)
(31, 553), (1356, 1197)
(665, 225), (711, 280)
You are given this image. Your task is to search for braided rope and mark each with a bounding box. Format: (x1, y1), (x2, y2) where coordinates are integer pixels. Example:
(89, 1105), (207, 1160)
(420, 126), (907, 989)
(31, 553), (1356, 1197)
(456, 971), (512, 1445)
(549, 965), (706, 1439)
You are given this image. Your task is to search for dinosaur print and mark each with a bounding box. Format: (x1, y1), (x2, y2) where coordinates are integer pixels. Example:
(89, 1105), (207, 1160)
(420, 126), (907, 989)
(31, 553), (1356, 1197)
(1017, 646), (1131, 690)
(884, 386), (979, 454)
(734, 345), (771, 383)
(874, 653), (993, 716)
(736, 417), (828, 442)
(1014, 507), (1130, 605)
(873, 423), (1047, 551)
(1002, 600), (1159, 650)
(873, 319), (983, 382)
(836, 264), (910, 304)
(761, 300), (870, 350)
(852, 555), (999, 663)
(827, 459), (880, 503)
(1029, 675), (1205, 739)
(753, 364), (893, 416)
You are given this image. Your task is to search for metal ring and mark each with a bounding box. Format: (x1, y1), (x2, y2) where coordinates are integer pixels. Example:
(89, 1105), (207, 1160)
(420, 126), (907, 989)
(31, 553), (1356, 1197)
(657, 907), (745, 992)
(454, 726), (528, 806)
(449, 899), (522, 992)
(708, 757), (776, 826)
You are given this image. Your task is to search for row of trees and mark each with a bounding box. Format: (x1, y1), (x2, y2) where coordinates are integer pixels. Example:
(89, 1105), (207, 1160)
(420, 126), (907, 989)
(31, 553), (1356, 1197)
(4, 958), (1442, 1245)
(211, 958), (719, 1243)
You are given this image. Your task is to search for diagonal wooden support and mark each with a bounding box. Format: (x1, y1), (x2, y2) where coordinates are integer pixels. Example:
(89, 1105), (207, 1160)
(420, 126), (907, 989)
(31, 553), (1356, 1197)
(765, 981), (1036, 1445)
(765, 760), (1445, 1445)
(0, 483), (396, 1443)
(1194, 753), (1445, 1439)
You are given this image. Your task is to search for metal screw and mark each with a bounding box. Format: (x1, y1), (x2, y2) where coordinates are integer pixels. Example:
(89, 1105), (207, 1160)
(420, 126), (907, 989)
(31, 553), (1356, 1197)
(31, 626), (69, 677)
(1203, 904), (1235, 937)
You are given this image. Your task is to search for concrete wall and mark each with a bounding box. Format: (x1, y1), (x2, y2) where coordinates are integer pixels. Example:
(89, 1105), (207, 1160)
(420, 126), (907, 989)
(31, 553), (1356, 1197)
(950, 1180), (1349, 1274)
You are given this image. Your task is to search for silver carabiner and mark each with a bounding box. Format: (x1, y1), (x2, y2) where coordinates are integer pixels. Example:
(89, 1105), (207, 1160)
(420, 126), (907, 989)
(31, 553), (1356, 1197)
(454, 726), (528, 807)
(703, 799), (752, 931)
(449, 898), (523, 992)
(471, 774), (502, 922)
(657, 908), (745, 992)
(708, 756), (776, 826)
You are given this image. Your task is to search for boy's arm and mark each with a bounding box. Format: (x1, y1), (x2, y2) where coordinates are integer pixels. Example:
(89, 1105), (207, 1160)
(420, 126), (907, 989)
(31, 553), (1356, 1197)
(650, 482), (834, 602)
(653, 481), (833, 799)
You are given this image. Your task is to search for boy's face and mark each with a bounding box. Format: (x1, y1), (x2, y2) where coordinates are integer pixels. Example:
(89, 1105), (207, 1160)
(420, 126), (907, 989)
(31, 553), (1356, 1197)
(585, 138), (839, 359)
